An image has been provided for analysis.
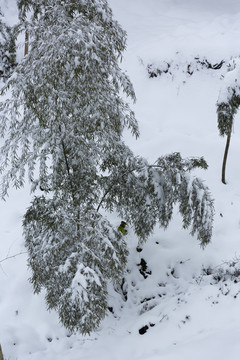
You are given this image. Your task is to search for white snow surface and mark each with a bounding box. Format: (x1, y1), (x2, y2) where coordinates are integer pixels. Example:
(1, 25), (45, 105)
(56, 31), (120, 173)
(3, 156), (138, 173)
(1, 0), (240, 359)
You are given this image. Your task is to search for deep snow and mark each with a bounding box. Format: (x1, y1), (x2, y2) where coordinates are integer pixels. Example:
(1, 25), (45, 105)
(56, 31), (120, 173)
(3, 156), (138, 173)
(1, 0), (240, 359)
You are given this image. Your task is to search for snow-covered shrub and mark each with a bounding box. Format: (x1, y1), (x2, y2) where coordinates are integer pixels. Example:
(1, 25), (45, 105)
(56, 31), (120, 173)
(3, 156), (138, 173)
(147, 54), (226, 79)
(201, 257), (240, 284)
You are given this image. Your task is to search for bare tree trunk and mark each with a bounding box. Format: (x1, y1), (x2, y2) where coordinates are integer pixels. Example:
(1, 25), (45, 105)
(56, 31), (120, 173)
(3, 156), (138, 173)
(222, 129), (232, 184)
(24, 31), (29, 56)
(0, 344), (4, 360)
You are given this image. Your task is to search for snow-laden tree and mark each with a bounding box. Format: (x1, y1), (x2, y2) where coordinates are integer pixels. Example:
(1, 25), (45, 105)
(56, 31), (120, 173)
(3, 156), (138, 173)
(0, 0), (214, 334)
(217, 58), (240, 184)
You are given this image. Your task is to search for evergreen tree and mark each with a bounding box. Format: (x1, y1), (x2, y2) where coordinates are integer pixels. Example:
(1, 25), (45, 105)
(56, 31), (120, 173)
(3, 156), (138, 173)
(0, 0), (214, 334)
(217, 58), (240, 184)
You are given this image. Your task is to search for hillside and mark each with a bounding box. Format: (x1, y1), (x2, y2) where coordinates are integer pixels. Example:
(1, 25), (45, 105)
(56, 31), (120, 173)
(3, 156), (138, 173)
(1, 0), (240, 359)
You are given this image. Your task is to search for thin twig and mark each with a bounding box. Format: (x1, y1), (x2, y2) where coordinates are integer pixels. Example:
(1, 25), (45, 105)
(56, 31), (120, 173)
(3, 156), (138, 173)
(0, 251), (27, 264)
(96, 166), (143, 212)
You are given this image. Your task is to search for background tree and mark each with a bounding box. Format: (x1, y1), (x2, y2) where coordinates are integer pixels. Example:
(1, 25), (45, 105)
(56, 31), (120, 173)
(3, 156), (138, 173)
(217, 58), (240, 184)
(17, 0), (48, 55)
(0, 0), (214, 334)
(0, 10), (17, 80)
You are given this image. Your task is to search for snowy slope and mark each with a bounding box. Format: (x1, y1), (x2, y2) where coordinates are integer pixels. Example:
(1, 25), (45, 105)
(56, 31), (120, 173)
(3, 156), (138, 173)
(1, 0), (240, 359)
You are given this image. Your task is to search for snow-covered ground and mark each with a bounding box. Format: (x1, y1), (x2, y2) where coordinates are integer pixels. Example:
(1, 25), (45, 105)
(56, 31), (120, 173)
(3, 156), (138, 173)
(1, 0), (240, 359)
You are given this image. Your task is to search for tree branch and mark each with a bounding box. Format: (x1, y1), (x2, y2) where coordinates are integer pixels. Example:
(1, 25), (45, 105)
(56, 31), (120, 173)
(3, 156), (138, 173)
(0, 251), (27, 264)
(96, 166), (142, 212)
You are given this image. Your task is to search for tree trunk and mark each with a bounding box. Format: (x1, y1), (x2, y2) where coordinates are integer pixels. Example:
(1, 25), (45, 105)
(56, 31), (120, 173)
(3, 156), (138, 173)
(24, 31), (29, 56)
(0, 344), (4, 360)
(222, 129), (232, 184)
